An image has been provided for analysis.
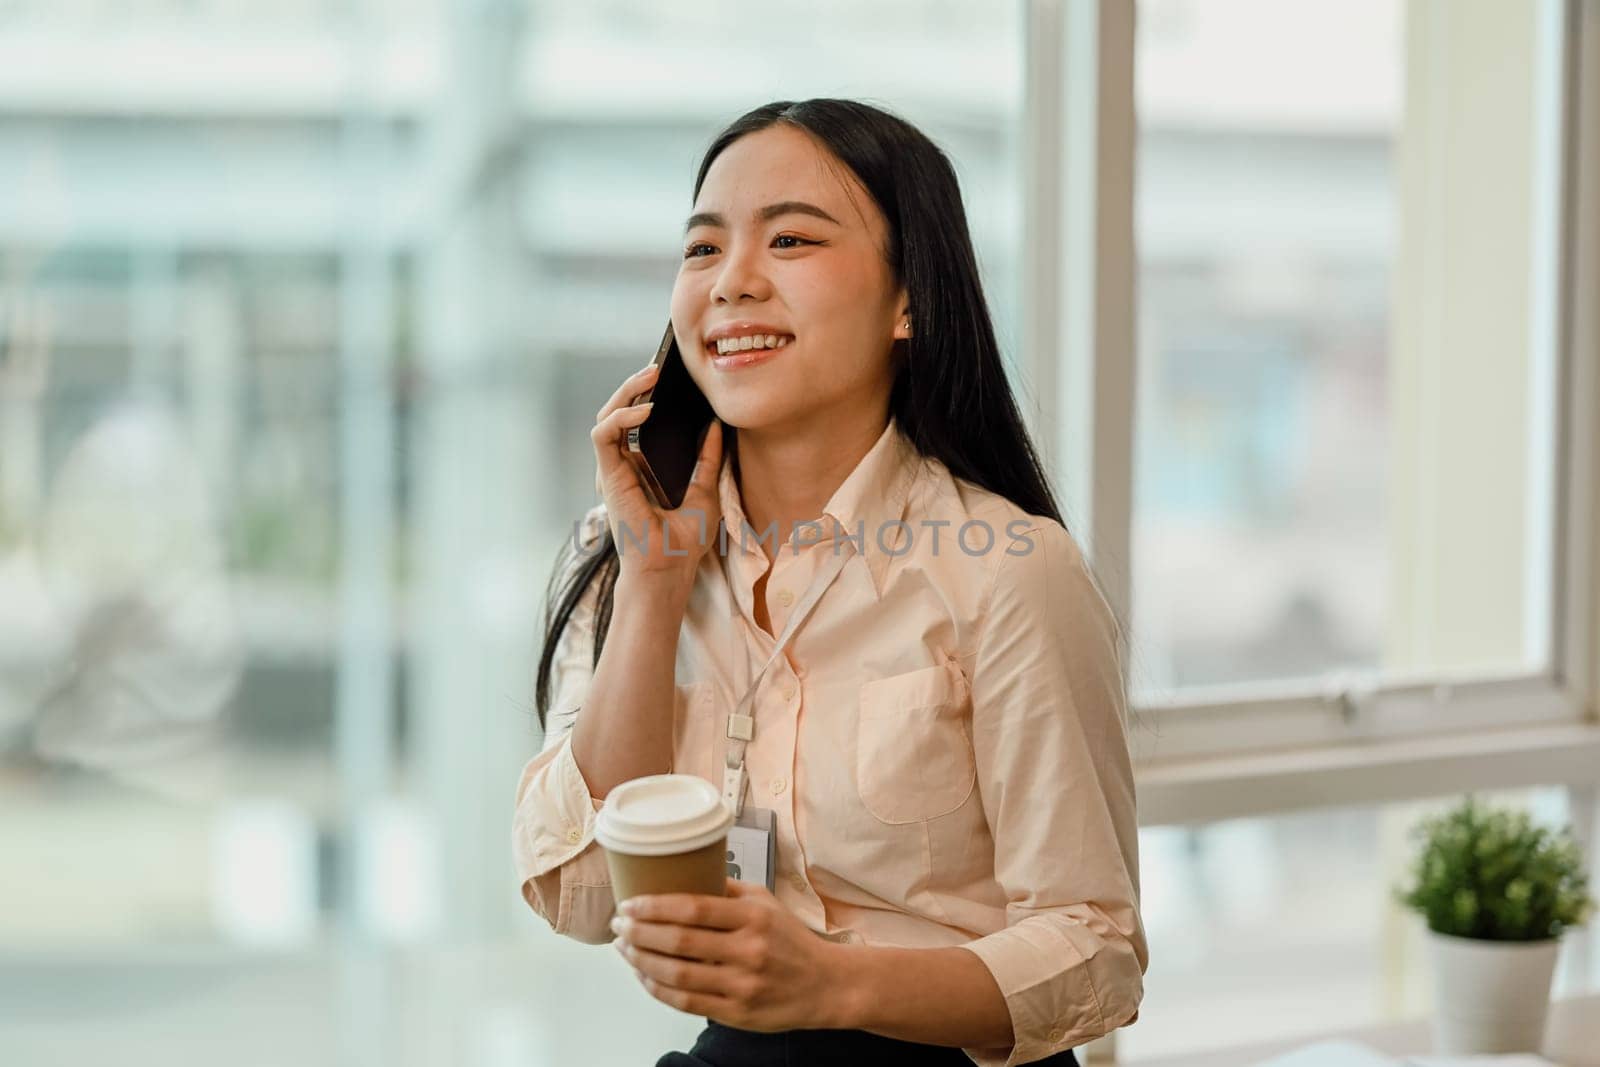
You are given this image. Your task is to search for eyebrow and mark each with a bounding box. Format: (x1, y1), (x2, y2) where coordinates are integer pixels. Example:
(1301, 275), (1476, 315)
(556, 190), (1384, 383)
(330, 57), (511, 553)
(683, 200), (841, 234)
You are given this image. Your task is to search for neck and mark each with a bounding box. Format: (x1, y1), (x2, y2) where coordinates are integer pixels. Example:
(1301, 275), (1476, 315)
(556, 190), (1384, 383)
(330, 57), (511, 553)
(733, 406), (890, 561)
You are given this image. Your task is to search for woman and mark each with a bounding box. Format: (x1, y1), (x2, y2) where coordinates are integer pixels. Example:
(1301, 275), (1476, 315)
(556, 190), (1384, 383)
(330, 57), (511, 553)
(513, 99), (1147, 1067)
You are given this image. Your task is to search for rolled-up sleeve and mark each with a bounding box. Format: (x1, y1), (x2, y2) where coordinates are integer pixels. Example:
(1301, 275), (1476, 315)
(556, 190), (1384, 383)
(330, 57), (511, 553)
(955, 521), (1148, 1067)
(513, 736), (617, 944)
(511, 505), (618, 945)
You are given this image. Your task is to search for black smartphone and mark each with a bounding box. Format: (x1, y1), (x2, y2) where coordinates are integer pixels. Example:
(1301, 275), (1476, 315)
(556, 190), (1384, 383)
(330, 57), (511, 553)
(625, 320), (717, 510)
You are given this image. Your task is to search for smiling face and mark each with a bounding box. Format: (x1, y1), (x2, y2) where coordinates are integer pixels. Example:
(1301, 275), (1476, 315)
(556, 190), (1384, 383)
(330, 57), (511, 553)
(670, 124), (910, 436)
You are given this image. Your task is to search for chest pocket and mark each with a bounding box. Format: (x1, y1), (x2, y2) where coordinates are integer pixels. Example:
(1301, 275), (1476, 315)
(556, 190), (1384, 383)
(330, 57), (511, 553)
(855, 657), (975, 824)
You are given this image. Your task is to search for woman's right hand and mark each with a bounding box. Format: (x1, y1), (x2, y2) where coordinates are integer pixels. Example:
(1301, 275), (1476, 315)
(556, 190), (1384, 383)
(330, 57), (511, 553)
(591, 362), (724, 591)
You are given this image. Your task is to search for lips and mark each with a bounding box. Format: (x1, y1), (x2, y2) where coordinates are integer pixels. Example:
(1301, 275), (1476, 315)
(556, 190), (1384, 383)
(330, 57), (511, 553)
(700, 321), (794, 371)
(710, 339), (790, 371)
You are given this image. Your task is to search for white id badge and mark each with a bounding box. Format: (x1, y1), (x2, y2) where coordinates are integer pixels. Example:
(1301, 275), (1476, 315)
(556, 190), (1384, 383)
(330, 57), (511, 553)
(725, 804), (775, 891)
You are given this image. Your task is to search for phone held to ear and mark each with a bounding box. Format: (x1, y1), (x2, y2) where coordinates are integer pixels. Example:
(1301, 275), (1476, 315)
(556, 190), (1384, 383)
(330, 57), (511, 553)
(625, 320), (718, 510)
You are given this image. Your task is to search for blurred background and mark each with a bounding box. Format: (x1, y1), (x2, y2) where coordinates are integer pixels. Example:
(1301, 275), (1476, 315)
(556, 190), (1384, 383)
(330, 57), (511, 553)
(0, 0), (1594, 1064)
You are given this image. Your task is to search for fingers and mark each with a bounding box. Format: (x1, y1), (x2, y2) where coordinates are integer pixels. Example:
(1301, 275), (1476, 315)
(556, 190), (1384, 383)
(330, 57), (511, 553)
(622, 892), (747, 931)
(616, 932), (749, 996)
(590, 401), (653, 445)
(595, 363), (660, 425)
(618, 918), (746, 966)
(618, 941), (742, 1018)
(592, 363), (661, 500)
(630, 947), (743, 1000)
(590, 400), (654, 484)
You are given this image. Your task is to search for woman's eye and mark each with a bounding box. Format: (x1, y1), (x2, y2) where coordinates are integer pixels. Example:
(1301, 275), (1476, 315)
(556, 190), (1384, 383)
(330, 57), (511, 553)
(683, 235), (813, 258)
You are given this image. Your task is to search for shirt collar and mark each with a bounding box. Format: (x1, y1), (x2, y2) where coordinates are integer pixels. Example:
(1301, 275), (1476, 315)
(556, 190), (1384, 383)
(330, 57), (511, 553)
(715, 415), (922, 601)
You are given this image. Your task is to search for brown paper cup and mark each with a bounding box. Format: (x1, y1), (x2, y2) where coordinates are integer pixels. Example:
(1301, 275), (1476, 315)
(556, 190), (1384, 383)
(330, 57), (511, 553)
(594, 774), (734, 906)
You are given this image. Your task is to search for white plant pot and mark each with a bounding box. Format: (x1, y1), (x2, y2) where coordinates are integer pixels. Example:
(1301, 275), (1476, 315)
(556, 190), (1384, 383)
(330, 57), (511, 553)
(1425, 928), (1561, 1054)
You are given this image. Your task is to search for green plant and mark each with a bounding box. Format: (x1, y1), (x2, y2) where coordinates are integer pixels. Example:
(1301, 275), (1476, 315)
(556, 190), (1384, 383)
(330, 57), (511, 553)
(1394, 795), (1596, 942)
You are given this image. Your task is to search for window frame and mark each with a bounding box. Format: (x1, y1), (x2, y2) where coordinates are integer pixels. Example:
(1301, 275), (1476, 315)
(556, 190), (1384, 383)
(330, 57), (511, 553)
(1022, 0), (1600, 822)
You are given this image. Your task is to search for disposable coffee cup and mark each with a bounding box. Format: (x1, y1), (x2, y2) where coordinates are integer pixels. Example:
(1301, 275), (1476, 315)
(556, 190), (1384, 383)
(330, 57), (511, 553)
(594, 773), (734, 905)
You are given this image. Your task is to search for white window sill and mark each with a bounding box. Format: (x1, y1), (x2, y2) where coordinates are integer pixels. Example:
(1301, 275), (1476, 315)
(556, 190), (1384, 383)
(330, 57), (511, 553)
(1135, 719), (1600, 827)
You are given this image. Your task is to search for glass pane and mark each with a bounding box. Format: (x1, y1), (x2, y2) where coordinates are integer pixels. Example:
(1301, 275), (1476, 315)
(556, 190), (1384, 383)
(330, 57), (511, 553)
(1132, 0), (1564, 696)
(0, 0), (1023, 1060)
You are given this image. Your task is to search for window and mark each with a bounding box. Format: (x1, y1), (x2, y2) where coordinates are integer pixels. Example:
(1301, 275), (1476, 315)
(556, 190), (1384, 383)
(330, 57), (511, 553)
(1062, 0), (1600, 780)
(1, 0), (1594, 1061)
(0, 0), (1026, 1059)
(1133, 0), (1569, 696)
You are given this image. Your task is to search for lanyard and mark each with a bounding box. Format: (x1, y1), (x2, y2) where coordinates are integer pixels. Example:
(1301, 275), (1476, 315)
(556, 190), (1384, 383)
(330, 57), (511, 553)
(717, 531), (854, 818)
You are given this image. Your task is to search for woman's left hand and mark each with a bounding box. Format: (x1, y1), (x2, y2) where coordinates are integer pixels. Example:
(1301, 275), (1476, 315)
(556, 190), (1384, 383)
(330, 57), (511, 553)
(611, 877), (851, 1032)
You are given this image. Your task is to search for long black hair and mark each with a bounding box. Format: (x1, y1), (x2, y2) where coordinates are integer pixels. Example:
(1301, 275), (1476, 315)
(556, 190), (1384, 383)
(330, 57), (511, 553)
(534, 98), (1066, 729)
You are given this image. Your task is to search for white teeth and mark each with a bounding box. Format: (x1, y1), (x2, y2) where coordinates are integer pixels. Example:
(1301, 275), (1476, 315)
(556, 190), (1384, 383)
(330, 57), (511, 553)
(714, 333), (792, 354)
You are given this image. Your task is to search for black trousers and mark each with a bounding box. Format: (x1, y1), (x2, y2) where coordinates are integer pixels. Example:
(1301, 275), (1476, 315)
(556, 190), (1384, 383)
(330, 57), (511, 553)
(655, 1019), (1081, 1066)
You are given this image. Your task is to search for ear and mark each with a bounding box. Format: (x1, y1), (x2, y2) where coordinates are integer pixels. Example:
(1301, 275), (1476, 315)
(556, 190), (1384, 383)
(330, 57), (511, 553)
(892, 292), (913, 341)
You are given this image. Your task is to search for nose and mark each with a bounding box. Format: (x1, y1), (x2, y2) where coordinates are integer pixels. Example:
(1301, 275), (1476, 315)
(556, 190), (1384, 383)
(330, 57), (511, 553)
(708, 239), (771, 305)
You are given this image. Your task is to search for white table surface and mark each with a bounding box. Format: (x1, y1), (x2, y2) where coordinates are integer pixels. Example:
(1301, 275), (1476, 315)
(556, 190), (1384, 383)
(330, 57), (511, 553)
(1128, 993), (1599, 1067)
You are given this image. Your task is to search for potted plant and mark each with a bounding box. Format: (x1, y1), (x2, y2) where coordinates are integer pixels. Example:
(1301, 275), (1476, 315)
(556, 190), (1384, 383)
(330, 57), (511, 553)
(1394, 794), (1595, 1054)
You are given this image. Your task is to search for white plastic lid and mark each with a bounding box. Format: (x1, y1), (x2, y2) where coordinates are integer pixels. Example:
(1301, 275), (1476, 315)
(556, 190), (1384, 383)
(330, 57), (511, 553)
(593, 774), (734, 857)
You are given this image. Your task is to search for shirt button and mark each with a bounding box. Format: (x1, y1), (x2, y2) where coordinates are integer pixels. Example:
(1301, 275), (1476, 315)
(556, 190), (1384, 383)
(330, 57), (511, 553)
(770, 776), (787, 794)
(1048, 1028), (1065, 1043)
(776, 588), (795, 606)
(565, 826), (581, 844)
(788, 873), (807, 892)
(781, 683), (796, 700)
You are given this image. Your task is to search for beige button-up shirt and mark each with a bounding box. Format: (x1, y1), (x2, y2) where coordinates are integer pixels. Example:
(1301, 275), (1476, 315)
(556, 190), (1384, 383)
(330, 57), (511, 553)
(513, 417), (1147, 1066)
